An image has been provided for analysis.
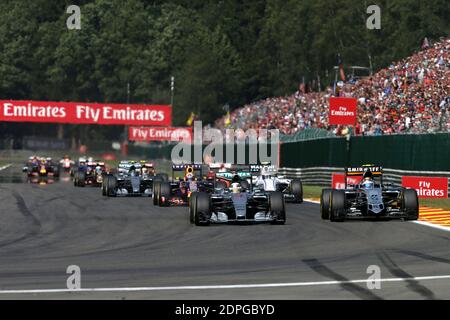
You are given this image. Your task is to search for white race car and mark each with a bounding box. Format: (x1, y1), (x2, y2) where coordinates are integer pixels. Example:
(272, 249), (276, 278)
(251, 164), (303, 203)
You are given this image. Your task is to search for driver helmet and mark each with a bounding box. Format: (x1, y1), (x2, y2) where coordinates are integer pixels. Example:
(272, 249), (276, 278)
(185, 172), (194, 181)
(231, 182), (241, 193)
(362, 177), (374, 190)
(129, 165), (138, 176)
(261, 166), (274, 179)
(95, 166), (103, 174)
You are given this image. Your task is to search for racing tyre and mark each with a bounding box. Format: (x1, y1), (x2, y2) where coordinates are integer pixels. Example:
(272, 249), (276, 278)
(73, 171), (78, 186)
(189, 192), (198, 224)
(330, 190), (345, 222)
(240, 180), (250, 191)
(153, 182), (161, 205)
(102, 175), (110, 196)
(290, 179), (303, 203)
(156, 173), (169, 182)
(320, 188), (332, 220)
(215, 181), (227, 190)
(269, 191), (286, 224)
(107, 176), (117, 197)
(403, 188), (419, 220)
(158, 182), (171, 207)
(194, 192), (211, 226)
(77, 171), (86, 187)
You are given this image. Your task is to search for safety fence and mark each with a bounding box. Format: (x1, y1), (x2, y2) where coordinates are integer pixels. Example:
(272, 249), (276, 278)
(280, 132), (450, 172)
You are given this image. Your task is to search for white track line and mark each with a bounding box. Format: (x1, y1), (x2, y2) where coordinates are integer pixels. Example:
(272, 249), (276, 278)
(0, 164), (11, 171)
(304, 199), (450, 233)
(412, 221), (450, 232)
(1, 275), (450, 294)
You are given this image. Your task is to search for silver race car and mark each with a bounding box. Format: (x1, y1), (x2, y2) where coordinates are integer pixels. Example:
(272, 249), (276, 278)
(251, 164), (303, 203)
(189, 173), (286, 226)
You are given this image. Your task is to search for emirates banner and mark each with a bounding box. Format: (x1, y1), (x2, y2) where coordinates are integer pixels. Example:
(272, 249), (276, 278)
(329, 97), (357, 125)
(402, 176), (448, 198)
(331, 173), (361, 189)
(129, 126), (192, 142)
(0, 100), (172, 126)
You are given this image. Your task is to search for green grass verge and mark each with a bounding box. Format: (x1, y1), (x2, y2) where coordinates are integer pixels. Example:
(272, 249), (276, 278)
(303, 185), (450, 210)
(303, 185), (324, 199)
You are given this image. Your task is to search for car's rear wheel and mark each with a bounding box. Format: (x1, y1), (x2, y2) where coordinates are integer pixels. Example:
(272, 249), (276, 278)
(403, 188), (419, 220)
(53, 167), (60, 178)
(215, 181), (227, 190)
(320, 188), (332, 220)
(269, 191), (286, 224)
(290, 179), (303, 203)
(156, 173), (169, 182)
(158, 182), (171, 207)
(330, 190), (345, 222)
(240, 180), (250, 190)
(194, 192), (211, 226)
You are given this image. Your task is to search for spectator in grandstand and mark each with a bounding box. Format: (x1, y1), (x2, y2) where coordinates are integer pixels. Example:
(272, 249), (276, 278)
(216, 38), (449, 137)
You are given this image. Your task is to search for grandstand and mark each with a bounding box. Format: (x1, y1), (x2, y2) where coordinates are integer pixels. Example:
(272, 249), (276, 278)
(216, 38), (450, 137)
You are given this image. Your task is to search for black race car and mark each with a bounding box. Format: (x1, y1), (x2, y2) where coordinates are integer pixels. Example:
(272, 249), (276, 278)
(103, 162), (167, 197)
(320, 165), (419, 222)
(153, 164), (217, 206)
(74, 161), (107, 187)
(189, 173), (286, 226)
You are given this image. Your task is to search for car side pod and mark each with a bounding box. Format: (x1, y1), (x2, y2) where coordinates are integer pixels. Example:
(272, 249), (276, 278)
(320, 188), (332, 220)
(329, 190), (346, 222)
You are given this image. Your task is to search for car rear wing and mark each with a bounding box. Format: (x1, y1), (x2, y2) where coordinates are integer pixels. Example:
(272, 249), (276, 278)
(344, 165), (383, 188)
(172, 164), (202, 180)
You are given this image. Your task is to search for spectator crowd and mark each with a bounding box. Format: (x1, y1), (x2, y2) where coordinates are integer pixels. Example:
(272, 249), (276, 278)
(215, 38), (450, 136)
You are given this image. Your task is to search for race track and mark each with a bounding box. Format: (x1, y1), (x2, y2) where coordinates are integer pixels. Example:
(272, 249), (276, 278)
(0, 165), (450, 299)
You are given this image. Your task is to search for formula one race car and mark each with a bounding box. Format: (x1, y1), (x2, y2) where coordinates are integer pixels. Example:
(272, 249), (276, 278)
(153, 164), (216, 206)
(189, 173), (286, 226)
(23, 156), (60, 178)
(103, 161), (167, 197)
(320, 165), (419, 222)
(59, 155), (75, 173)
(251, 164), (303, 203)
(74, 160), (107, 187)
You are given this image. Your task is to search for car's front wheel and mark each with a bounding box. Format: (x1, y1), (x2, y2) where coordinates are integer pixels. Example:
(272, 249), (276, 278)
(194, 192), (211, 226)
(330, 190), (345, 222)
(320, 189), (332, 220)
(269, 191), (286, 224)
(403, 188), (419, 220)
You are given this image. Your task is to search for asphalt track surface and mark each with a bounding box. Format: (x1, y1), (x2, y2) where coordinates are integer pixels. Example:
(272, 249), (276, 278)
(0, 165), (450, 300)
